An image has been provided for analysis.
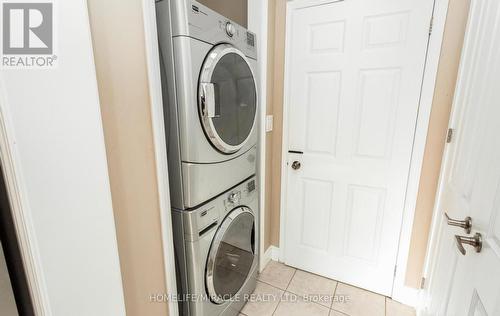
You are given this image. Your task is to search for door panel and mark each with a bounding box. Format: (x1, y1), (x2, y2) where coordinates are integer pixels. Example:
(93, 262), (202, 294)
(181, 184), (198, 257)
(284, 0), (435, 295)
(304, 72), (341, 155)
(425, 0), (500, 315)
(300, 179), (334, 251)
(355, 68), (400, 159)
(363, 12), (409, 49)
(344, 185), (386, 263)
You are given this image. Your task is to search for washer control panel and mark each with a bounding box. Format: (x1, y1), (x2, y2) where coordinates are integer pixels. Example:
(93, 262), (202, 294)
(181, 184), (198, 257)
(228, 191), (241, 204)
(224, 177), (257, 211)
(225, 189), (240, 210)
(180, 176), (258, 242)
(247, 179), (256, 193)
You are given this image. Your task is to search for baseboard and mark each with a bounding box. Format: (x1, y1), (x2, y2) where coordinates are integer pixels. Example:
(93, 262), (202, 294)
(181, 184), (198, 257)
(392, 285), (420, 308)
(260, 246), (281, 272)
(260, 247), (272, 272)
(270, 246), (280, 261)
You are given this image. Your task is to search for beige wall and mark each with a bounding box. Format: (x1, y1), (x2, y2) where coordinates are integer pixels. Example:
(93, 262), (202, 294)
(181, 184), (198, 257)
(405, 0), (470, 288)
(87, 1), (168, 315)
(264, 0), (277, 250)
(268, 0), (287, 248)
(265, 0), (470, 289)
(198, 0), (248, 27)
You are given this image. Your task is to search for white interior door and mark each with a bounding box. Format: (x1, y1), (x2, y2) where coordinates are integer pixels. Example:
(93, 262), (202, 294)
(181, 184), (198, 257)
(424, 1), (500, 315)
(283, 0), (435, 295)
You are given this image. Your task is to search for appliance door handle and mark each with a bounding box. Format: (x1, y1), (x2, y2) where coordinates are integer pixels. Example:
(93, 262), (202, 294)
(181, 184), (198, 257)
(201, 82), (216, 118)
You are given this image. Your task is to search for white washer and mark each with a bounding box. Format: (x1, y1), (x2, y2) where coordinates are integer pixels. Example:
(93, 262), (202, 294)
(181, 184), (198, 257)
(172, 177), (259, 316)
(156, 0), (259, 210)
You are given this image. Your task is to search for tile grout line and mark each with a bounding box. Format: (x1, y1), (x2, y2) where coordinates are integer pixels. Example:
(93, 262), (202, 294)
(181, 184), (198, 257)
(331, 283), (357, 316)
(285, 268), (298, 291)
(284, 286), (335, 310)
(272, 267), (297, 316)
(330, 281), (339, 310)
(331, 309), (350, 316)
(256, 279), (287, 291)
(333, 281), (340, 296)
(242, 279), (283, 316)
(256, 262), (297, 291)
(270, 287), (286, 316)
(284, 267), (338, 315)
(385, 296), (387, 316)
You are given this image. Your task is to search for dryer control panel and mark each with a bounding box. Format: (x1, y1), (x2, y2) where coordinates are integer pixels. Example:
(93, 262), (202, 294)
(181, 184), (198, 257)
(188, 1), (257, 59)
(158, 0), (257, 60)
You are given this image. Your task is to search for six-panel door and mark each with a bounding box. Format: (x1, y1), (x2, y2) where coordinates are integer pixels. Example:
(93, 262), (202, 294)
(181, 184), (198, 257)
(284, 0), (434, 295)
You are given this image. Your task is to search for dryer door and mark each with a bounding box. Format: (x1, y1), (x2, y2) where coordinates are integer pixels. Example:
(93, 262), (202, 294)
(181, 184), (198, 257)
(206, 207), (256, 304)
(199, 44), (257, 154)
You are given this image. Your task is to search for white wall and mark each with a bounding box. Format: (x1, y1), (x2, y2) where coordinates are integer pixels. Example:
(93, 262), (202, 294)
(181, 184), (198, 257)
(0, 1), (125, 315)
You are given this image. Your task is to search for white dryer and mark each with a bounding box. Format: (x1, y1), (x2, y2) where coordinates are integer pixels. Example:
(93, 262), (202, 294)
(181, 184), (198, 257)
(156, 0), (259, 210)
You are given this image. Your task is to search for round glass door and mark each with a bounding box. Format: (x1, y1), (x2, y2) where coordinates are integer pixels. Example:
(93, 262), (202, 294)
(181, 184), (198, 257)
(206, 207), (256, 304)
(199, 44), (257, 154)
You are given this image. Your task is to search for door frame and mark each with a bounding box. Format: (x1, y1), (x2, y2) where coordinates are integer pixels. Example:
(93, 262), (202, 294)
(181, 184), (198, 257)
(247, 0), (269, 273)
(0, 77), (51, 314)
(278, 0), (450, 306)
(141, 1), (179, 315)
(419, 1), (475, 311)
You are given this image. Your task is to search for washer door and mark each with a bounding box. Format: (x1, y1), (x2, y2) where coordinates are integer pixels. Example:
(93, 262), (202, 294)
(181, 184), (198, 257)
(199, 44), (257, 154)
(206, 207), (256, 304)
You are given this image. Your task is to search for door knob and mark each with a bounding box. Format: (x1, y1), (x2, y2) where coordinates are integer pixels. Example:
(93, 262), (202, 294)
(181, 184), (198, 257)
(445, 212), (472, 234)
(291, 161), (301, 170)
(455, 233), (482, 255)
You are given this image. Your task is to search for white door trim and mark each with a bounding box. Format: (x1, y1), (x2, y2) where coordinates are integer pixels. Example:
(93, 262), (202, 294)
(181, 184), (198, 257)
(391, 0), (450, 307)
(0, 78), (52, 314)
(141, 1), (178, 315)
(279, 0), (450, 307)
(248, 0), (269, 273)
(419, 0), (473, 311)
(420, 1), (500, 311)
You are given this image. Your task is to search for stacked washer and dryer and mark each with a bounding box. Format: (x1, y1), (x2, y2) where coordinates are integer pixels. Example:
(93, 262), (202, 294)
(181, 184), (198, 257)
(156, 1), (259, 315)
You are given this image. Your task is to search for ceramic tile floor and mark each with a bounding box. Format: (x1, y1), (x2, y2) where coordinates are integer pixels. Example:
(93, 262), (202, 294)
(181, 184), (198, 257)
(240, 261), (416, 316)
